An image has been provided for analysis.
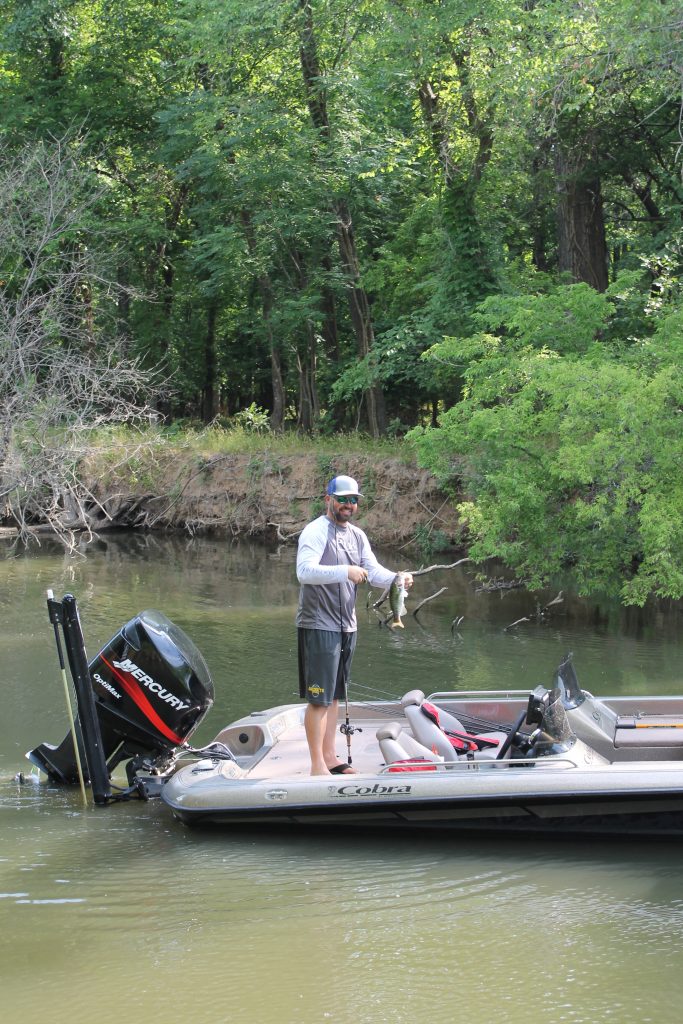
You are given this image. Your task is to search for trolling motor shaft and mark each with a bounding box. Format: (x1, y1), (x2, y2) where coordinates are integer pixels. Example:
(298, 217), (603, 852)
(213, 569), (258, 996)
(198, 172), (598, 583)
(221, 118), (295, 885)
(32, 594), (113, 804)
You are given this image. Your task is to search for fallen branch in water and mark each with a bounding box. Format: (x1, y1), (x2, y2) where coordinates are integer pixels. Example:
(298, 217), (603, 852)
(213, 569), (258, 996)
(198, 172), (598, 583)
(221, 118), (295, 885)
(410, 557), (471, 577)
(372, 586), (391, 610)
(475, 577), (527, 593)
(503, 615), (531, 631)
(543, 591), (565, 611)
(504, 591), (564, 631)
(412, 587), (447, 618)
(372, 557), (470, 612)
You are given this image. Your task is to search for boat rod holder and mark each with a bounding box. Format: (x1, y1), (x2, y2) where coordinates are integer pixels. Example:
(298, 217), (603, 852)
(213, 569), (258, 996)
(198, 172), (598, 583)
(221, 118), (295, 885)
(47, 593), (113, 806)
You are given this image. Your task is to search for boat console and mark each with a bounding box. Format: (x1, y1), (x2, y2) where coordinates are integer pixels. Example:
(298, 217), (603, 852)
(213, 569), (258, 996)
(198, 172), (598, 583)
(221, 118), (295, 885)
(377, 655), (624, 771)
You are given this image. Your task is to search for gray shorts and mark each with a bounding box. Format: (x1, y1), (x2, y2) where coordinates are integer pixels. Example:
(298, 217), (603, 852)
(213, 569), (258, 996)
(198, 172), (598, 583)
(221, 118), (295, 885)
(298, 628), (357, 706)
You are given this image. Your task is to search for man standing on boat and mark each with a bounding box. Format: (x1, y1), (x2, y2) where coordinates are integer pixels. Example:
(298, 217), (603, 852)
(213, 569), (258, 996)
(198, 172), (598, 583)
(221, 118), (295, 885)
(296, 474), (413, 775)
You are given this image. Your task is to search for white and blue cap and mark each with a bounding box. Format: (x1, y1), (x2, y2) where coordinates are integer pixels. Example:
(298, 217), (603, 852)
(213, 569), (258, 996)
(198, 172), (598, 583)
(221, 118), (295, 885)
(327, 475), (363, 497)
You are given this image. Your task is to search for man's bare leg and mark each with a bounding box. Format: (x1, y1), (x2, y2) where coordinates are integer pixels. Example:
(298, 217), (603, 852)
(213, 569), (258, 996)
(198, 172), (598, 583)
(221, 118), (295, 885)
(304, 702), (331, 775)
(322, 699), (357, 773)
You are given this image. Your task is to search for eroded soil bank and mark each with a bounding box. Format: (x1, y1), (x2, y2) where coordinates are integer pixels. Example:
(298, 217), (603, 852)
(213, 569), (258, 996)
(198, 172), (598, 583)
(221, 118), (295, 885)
(82, 449), (463, 554)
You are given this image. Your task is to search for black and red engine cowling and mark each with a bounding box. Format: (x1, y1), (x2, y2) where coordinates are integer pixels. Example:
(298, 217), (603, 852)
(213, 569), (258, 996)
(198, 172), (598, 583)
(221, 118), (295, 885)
(28, 609), (214, 784)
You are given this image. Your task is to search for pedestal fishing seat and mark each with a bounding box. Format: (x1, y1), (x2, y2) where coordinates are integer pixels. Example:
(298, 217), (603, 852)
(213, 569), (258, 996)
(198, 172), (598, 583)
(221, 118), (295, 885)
(400, 689), (507, 761)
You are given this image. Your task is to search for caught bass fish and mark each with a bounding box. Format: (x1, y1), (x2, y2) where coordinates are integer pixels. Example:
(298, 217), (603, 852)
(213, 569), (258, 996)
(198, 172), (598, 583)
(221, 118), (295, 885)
(389, 573), (408, 629)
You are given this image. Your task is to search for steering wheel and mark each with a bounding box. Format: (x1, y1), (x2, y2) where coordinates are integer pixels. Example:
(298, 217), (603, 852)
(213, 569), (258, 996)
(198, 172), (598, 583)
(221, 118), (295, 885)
(495, 710), (530, 761)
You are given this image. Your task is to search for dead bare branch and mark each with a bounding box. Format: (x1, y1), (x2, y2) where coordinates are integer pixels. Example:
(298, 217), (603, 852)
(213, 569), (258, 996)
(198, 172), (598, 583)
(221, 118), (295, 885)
(267, 521), (302, 542)
(409, 557), (471, 576)
(0, 135), (164, 552)
(476, 577), (527, 593)
(503, 592), (564, 631)
(412, 587), (448, 617)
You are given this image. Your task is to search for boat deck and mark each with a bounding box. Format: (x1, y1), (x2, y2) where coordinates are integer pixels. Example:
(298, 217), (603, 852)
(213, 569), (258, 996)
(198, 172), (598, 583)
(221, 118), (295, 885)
(209, 690), (683, 781)
(214, 706), (400, 779)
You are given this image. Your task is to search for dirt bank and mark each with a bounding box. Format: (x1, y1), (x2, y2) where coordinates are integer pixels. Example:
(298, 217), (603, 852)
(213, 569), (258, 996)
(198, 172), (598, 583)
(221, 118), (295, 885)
(83, 449), (463, 554)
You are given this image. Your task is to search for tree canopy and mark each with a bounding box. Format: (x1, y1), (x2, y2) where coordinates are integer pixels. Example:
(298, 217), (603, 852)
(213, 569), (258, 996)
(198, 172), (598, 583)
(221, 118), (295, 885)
(1, 0), (681, 599)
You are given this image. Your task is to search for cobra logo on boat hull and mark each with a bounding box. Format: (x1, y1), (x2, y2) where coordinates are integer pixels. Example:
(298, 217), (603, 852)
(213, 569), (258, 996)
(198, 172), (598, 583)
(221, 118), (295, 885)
(113, 658), (190, 711)
(335, 783), (412, 797)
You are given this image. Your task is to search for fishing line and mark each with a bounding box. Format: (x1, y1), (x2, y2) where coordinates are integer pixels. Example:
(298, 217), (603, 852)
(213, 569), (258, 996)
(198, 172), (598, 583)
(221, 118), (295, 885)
(346, 681), (515, 735)
(351, 681), (402, 701)
(334, 519), (356, 766)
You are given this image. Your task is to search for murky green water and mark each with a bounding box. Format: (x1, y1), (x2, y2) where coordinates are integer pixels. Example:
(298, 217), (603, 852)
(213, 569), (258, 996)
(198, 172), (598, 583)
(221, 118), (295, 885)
(2, 533), (683, 1024)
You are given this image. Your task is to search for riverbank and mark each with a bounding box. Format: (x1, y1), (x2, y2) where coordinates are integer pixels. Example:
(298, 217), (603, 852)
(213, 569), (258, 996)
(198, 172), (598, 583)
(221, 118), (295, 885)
(63, 429), (464, 555)
(89, 451), (462, 553)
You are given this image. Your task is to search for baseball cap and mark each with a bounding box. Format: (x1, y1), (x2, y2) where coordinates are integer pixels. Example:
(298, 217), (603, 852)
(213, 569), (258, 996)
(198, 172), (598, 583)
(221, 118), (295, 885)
(326, 475), (363, 497)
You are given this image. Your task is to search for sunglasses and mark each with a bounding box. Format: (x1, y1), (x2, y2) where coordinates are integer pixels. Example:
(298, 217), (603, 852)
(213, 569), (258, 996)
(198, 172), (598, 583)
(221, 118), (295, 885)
(334, 495), (359, 505)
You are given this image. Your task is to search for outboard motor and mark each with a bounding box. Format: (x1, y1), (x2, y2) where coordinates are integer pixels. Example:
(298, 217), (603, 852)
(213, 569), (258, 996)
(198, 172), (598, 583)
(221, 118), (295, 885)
(28, 608), (214, 788)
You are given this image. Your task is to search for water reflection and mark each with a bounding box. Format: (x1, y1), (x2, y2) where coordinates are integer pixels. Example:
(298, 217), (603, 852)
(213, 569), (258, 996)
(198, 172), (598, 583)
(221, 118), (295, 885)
(2, 533), (683, 1024)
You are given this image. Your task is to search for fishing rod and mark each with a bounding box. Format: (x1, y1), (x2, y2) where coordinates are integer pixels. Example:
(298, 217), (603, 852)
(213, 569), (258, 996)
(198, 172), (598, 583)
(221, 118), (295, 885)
(332, 513), (366, 767)
(339, 636), (362, 767)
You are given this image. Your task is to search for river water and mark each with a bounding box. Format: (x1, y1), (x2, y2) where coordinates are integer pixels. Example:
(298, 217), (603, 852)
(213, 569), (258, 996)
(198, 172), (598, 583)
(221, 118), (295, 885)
(2, 533), (683, 1024)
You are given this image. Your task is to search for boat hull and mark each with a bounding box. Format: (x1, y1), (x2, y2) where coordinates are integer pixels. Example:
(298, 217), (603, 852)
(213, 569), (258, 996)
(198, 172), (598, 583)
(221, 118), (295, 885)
(161, 761), (683, 837)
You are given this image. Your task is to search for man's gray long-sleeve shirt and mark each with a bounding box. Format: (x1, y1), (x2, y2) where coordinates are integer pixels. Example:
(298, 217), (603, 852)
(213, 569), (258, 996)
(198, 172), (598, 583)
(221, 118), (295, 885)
(296, 515), (396, 632)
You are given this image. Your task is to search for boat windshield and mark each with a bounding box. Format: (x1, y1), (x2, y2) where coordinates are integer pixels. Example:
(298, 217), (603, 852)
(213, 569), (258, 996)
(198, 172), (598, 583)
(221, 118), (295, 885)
(532, 688), (576, 757)
(553, 654), (585, 709)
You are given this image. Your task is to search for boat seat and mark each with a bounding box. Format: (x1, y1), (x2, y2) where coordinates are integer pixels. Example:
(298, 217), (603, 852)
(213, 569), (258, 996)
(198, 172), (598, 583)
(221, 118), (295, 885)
(376, 722), (443, 767)
(400, 689), (508, 761)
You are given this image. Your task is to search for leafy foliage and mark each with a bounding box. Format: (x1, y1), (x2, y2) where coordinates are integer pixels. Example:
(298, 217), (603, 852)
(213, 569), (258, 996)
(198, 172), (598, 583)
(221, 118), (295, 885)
(0, 0), (681, 597)
(412, 280), (683, 604)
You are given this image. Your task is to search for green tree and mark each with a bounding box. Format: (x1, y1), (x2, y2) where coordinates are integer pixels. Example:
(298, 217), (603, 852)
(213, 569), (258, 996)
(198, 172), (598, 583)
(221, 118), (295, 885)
(1, 0), (680, 435)
(412, 276), (683, 604)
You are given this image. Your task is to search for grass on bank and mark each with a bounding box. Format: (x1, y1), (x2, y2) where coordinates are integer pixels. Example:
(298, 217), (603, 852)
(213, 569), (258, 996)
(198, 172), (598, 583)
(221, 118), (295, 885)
(87, 422), (419, 464)
(77, 422), (420, 501)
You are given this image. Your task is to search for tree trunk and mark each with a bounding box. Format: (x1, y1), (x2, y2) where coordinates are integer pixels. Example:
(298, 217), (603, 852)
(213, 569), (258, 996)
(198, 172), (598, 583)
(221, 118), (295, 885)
(319, 254), (339, 362)
(554, 146), (609, 292)
(147, 183), (188, 386)
(335, 200), (385, 435)
(270, 344), (285, 432)
(259, 270), (285, 432)
(288, 248), (321, 433)
(298, 0), (384, 437)
(296, 326), (320, 434)
(239, 211), (286, 431)
(418, 62), (495, 305)
(201, 302), (220, 423)
(530, 145), (552, 272)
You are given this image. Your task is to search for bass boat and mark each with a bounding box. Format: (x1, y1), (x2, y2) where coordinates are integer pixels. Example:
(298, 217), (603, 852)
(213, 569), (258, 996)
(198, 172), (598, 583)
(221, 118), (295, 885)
(26, 598), (683, 838)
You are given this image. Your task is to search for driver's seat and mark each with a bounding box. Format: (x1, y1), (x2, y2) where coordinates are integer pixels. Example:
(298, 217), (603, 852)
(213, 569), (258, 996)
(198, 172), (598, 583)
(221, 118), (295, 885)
(401, 690), (507, 761)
